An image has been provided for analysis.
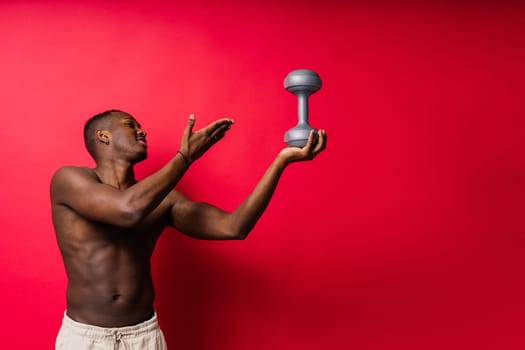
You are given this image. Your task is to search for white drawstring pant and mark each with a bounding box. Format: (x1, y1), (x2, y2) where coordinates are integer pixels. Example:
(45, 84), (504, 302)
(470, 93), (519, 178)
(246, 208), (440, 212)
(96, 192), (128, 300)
(56, 311), (167, 350)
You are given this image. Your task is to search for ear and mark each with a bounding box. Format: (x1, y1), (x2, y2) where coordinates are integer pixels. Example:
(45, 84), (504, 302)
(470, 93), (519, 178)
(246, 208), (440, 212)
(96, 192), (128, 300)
(96, 130), (111, 145)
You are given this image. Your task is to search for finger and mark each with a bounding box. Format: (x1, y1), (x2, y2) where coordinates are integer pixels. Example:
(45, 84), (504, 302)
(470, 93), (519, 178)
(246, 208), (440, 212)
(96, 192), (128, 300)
(207, 120), (233, 138)
(184, 114), (196, 139)
(208, 123), (232, 142)
(312, 130), (327, 154)
(213, 131), (226, 143)
(302, 130), (316, 153)
(204, 118), (234, 136)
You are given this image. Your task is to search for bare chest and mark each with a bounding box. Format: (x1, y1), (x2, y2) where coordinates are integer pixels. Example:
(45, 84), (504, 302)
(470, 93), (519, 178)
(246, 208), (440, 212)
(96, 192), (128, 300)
(53, 200), (171, 258)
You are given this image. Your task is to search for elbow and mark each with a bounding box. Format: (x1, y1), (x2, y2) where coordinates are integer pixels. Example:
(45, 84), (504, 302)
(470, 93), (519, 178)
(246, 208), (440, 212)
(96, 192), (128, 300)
(214, 225), (249, 240)
(226, 232), (248, 241)
(119, 204), (145, 227)
(226, 226), (251, 240)
(217, 217), (252, 240)
(233, 231), (248, 240)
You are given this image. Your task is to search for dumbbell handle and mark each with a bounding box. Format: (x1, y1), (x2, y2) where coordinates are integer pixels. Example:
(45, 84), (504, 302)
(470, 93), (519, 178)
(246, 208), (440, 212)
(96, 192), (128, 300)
(297, 92), (309, 125)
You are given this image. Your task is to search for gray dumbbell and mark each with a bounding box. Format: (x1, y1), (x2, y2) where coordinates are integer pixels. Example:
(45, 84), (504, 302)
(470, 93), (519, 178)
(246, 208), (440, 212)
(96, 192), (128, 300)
(283, 69), (322, 147)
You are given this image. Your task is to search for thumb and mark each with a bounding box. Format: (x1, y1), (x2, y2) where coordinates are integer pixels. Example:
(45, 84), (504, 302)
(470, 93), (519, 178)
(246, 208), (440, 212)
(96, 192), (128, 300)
(183, 114), (195, 139)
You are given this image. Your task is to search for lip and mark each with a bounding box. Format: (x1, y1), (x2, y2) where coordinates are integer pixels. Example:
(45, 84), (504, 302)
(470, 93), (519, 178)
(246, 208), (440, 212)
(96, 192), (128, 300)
(137, 138), (147, 147)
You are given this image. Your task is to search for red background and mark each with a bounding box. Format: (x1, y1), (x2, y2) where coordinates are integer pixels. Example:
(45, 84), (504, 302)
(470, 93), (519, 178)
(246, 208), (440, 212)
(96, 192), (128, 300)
(1, 1), (524, 349)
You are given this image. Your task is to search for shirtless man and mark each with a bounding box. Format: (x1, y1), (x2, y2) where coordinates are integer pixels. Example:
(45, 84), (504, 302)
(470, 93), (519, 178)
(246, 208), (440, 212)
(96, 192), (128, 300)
(51, 110), (326, 349)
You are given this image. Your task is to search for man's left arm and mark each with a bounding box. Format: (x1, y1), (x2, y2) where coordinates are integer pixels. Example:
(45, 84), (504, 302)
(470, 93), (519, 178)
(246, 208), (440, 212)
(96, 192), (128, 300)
(169, 130), (327, 240)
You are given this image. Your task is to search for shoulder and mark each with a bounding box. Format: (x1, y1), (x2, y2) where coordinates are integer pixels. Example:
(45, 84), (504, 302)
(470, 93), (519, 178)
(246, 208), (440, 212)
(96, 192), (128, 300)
(50, 166), (98, 198)
(51, 166), (96, 184)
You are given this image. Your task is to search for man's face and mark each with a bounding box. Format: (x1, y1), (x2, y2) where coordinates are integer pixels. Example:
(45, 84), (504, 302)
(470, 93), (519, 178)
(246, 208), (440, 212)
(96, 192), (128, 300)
(109, 113), (148, 163)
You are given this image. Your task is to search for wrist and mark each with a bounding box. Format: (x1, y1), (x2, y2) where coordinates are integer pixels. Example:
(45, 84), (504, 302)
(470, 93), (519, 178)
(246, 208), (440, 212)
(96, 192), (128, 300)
(177, 150), (191, 169)
(276, 152), (292, 168)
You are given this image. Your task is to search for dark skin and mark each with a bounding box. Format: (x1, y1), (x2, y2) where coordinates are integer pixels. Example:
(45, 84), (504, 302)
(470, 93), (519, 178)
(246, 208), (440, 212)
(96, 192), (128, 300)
(51, 111), (327, 327)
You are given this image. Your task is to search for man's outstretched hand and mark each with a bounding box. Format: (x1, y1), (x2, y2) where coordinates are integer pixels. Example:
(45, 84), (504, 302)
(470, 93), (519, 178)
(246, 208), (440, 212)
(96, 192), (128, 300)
(278, 129), (327, 164)
(179, 114), (234, 164)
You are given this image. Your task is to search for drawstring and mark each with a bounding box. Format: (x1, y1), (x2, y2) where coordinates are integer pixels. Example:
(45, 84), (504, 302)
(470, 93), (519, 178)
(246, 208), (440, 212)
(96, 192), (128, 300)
(113, 330), (130, 350)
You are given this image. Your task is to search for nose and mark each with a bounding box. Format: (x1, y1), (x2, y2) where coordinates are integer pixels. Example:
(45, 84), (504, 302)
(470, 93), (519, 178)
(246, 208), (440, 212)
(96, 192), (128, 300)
(137, 129), (146, 137)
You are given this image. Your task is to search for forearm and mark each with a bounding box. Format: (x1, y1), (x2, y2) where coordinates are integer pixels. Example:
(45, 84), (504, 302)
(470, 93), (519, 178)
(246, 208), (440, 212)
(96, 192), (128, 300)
(123, 153), (188, 224)
(171, 130), (326, 240)
(229, 154), (289, 238)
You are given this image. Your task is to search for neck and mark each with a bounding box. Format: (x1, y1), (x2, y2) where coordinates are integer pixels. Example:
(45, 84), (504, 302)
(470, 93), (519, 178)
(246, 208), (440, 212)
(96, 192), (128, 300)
(94, 158), (137, 190)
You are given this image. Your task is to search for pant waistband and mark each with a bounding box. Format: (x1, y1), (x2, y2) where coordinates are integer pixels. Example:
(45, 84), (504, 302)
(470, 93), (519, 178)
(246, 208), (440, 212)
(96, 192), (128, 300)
(62, 310), (160, 340)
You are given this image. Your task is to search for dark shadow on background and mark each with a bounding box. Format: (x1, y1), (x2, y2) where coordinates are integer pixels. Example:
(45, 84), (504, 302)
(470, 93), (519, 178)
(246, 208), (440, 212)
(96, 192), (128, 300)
(139, 154), (277, 349)
(152, 231), (269, 349)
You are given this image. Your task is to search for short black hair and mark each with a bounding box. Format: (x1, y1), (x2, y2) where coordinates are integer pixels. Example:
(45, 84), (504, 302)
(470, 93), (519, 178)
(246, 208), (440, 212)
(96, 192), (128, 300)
(84, 109), (126, 159)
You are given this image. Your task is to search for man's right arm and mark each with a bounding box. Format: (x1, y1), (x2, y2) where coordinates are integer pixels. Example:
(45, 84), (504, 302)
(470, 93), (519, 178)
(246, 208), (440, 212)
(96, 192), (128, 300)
(50, 156), (188, 227)
(51, 115), (233, 227)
